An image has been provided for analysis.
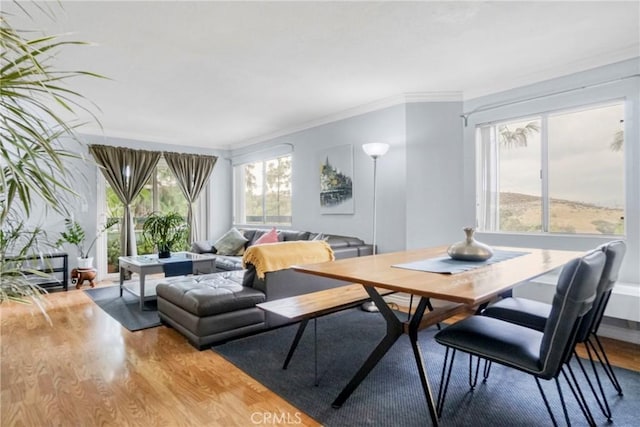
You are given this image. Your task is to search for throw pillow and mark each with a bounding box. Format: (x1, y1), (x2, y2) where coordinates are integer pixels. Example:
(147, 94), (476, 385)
(253, 227), (279, 245)
(192, 240), (217, 254)
(213, 228), (248, 255)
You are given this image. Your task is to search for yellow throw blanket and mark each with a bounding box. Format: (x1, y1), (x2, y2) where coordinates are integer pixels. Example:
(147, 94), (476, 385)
(242, 240), (335, 279)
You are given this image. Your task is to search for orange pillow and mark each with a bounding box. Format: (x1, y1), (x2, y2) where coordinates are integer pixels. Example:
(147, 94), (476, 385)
(253, 227), (279, 245)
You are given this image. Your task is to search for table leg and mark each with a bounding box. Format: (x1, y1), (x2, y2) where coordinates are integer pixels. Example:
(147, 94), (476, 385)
(139, 272), (146, 311)
(283, 319), (309, 370)
(331, 286), (403, 408)
(119, 265), (125, 297)
(408, 297), (440, 427)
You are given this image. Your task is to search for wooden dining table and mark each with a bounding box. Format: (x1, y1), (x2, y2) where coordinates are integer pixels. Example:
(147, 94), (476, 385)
(293, 245), (584, 426)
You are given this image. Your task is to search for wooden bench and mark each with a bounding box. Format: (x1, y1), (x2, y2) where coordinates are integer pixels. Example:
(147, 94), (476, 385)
(257, 284), (467, 384)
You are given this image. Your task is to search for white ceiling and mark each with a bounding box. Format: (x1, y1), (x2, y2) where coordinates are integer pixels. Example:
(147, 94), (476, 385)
(5, 1), (639, 150)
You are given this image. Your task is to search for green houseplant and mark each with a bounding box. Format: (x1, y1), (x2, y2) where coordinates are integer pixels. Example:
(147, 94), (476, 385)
(141, 212), (188, 258)
(0, 9), (102, 313)
(57, 218), (119, 268)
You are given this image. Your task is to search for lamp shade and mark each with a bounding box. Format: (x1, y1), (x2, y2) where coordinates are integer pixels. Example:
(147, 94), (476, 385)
(362, 143), (389, 159)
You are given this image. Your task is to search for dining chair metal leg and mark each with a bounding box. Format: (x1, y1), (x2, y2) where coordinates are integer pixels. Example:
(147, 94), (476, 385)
(588, 334), (623, 395)
(561, 365), (597, 427)
(573, 349), (612, 420)
(436, 347), (457, 418)
(468, 354), (481, 390)
(483, 359), (492, 381)
(535, 377), (559, 427)
(554, 375), (572, 427)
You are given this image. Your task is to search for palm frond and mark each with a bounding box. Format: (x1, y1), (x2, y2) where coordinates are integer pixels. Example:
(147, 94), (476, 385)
(1, 9), (103, 317)
(610, 130), (624, 152)
(498, 122), (540, 148)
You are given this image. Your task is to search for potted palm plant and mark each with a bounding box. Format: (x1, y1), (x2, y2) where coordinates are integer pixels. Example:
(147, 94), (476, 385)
(142, 212), (188, 258)
(57, 218), (119, 269)
(1, 9), (102, 316)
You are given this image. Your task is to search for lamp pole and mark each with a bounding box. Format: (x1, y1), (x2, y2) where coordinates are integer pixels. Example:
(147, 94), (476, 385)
(371, 154), (379, 255)
(361, 143), (389, 312)
(362, 143), (389, 255)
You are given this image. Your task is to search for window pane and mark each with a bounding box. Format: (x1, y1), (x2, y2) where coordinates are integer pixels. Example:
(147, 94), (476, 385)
(157, 164), (188, 217)
(497, 119), (542, 232)
(234, 155), (292, 225)
(134, 183), (154, 254)
(243, 162), (264, 224)
(548, 103), (625, 235)
(265, 157), (292, 224)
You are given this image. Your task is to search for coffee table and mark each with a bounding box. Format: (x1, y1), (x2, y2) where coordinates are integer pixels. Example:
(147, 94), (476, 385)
(118, 252), (215, 310)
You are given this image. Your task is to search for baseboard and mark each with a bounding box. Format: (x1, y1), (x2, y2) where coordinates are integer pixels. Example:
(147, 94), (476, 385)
(597, 317), (640, 345)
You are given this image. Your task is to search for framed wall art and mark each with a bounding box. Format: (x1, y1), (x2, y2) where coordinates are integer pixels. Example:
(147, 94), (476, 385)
(319, 144), (354, 214)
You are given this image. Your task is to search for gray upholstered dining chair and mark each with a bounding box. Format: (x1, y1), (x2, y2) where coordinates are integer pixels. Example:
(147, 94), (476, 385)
(482, 240), (626, 421)
(434, 250), (606, 426)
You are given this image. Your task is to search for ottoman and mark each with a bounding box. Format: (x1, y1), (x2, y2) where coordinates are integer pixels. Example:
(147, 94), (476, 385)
(156, 270), (267, 349)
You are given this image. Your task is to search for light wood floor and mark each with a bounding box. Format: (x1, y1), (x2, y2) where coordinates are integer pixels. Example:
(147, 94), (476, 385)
(1, 286), (638, 426)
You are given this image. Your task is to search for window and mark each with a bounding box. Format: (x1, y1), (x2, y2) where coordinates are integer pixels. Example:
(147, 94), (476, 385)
(476, 101), (625, 235)
(233, 155), (292, 225)
(105, 160), (188, 272)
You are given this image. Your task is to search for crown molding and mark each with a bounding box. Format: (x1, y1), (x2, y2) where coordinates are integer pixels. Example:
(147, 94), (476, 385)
(463, 46), (639, 100)
(229, 91), (463, 149)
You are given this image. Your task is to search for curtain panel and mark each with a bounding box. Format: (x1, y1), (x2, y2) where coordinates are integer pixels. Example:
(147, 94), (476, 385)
(476, 126), (499, 231)
(164, 152), (217, 243)
(88, 145), (161, 258)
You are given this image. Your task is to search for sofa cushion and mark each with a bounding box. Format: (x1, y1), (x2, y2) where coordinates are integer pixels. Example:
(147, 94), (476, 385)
(157, 271), (265, 317)
(213, 227), (248, 255)
(192, 240), (216, 254)
(242, 229), (270, 246)
(215, 255), (243, 271)
(254, 227), (279, 245)
(280, 230), (311, 241)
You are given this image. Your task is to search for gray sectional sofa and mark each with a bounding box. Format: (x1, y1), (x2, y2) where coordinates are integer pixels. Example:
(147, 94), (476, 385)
(157, 228), (372, 349)
(190, 228), (373, 271)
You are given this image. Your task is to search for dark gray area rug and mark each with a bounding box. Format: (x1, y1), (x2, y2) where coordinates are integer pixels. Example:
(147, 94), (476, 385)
(213, 308), (640, 426)
(84, 285), (161, 331)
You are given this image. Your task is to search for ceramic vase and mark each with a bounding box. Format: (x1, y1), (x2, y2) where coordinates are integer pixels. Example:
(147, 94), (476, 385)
(447, 227), (493, 261)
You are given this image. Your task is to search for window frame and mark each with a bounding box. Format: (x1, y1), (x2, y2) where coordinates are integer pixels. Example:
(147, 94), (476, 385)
(99, 157), (196, 274)
(232, 153), (293, 226)
(476, 98), (626, 237)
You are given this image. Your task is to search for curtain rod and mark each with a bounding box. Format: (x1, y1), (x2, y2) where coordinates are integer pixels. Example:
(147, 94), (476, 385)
(461, 74), (640, 126)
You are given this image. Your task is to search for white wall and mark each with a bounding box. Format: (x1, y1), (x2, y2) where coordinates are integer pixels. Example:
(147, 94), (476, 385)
(461, 58), (640, 286)
(405, 102), (464, 249)
(231, 105), (408, 253)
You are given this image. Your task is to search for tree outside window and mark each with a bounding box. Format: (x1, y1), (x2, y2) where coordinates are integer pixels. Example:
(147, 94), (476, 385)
(106, 161), (188, 271)
(236, 155), (292, 225)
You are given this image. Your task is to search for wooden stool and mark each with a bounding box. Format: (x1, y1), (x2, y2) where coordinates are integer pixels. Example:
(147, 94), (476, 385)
(72, 268), (97, 289)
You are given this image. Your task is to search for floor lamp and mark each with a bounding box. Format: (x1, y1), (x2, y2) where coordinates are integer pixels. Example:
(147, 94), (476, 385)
(361, 142), (389, 312)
